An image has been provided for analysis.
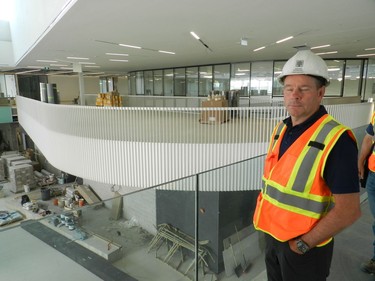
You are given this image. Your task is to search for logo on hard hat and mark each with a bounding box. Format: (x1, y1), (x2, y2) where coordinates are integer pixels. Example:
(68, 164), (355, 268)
(292, 60), (304, 74)
(295, 60), (304, 68)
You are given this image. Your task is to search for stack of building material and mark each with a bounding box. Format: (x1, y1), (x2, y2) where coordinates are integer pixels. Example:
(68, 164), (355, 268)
(1, 152), (22, 177)
(8, 164), (36, 193)
(95, 91), (122, 107)
(2, 154), (32, 178)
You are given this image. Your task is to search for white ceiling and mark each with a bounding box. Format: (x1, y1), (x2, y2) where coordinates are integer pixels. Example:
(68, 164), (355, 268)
(8, 0), (375, 76)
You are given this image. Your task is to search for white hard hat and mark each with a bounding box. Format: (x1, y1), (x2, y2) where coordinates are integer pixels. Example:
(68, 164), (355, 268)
(277, 50), (330, 86)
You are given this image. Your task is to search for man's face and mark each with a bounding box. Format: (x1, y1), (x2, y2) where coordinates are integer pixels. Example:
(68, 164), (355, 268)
(283, 75), (325, 126)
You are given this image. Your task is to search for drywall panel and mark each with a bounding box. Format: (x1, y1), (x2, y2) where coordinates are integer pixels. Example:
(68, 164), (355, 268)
(10, 0), (74, 63)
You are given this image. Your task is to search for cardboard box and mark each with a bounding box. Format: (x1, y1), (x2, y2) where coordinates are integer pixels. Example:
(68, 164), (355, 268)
(200, 99), (229, 124)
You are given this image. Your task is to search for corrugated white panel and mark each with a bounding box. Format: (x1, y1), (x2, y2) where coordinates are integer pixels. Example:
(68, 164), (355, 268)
(16, 96), (372, 191)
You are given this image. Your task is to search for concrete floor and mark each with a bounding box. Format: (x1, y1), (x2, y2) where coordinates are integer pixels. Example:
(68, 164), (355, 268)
(0, 184), (374, 281)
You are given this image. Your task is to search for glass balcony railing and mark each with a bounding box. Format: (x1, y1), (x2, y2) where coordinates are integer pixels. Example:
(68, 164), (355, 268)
(0, 154), (267, 281)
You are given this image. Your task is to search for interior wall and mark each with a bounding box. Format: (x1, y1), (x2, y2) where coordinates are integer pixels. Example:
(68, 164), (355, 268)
(47, 75), (129, 104)
(10, 0), (73, 64)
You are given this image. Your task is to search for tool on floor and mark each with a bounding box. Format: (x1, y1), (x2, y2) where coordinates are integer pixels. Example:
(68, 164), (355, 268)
(230, 242), (243, 277)
(234, 225), (252, 277)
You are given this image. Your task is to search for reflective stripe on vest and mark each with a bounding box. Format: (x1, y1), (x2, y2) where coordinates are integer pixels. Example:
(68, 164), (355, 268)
(291, 120), (337, 192)
(263, 118), (339, 218)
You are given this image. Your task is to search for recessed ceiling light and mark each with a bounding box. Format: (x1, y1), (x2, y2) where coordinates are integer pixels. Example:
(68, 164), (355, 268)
(158, 50), (175, 55)
(119, 44), (141, 49)
(365, 48), (375, 51)
(110, 59), (128, 62)
(67, 56), (89, 60)
(276, 36), (293, 44)
(79, 62), (96, 65)
(311, 44), (331, 49)
(84, 65), (100, 68)
(16, 69), (41, 74)
(254, 46), (266, 52)
(50, 64), (68, 67)
(315, 51), (338, 55)
(105, 53), (129, 56)
(357, 53), (375, 57)
(190, 31), (200, 40)
(37, 59), (58, 63)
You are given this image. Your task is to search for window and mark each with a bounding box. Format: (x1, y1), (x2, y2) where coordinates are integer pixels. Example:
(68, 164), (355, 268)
(250, 62), (273, 96)
(164, 69), (174, 96)
(154, 70), (163, 96)
(273, 61), (285, 97)
(343, 60), (363, 97)
(144, 70), (153, 95)
(199, 66), (212, 97)
(174, 68), (186, 96)
(325, 60), (344, 97)
(230, 63), (250, 96)
(213, 64), (230, 92)
(186, 67), (198, 97)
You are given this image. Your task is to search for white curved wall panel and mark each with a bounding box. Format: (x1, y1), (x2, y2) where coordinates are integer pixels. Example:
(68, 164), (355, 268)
(16, 96), (372, 192)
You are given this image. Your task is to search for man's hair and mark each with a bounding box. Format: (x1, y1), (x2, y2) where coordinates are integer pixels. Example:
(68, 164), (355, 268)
(307, 75), (328, 88)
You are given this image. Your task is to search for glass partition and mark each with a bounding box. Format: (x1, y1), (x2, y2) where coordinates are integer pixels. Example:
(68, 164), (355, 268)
(135, 71), (144, 95)
(128, 58), (367, 100)
(272, 61), (285, 97)
(154, 70), (163, 96)
(164, 69), (174, 96)
(186, 67), (198, 97)
(0, 155), (266, 281)
(343, 60), (363, 97)
(174, 68), (186, 96)
(250, 61), (273, 96)
(144, 70), (154, 96)
(230, 62), (250, 96)
(326, 60), (344, 96)
(213, 64), (230, 92)
(129, 72), (136, 95)
(199, 66), (212, 97)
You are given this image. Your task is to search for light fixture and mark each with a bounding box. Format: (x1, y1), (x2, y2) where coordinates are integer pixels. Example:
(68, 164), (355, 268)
(190, 31), (212, 52)
(190, 31), (200, 40)
(105, 53), (129, 56)
(110, 59), (128, 62)
(276, 36), (293, 44)
(37, 59), (58, 63)
(311, 44), (331, 49)
(240, 37), (248, 46)
(315, 51), (338, 55)
(357, 53), (375, 57)
(253, 46), (265, 52)
(158, 50), (175, 55)
(119, 44), (141, 49)
(67, 56), (89, 60)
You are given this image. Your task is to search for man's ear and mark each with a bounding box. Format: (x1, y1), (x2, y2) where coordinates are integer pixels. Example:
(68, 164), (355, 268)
(318, 86), (325, 98)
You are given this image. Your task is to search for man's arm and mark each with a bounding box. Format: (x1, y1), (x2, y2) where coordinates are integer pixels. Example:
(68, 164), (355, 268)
(358, 134), (374, 179)
(289, 192), (361, 253)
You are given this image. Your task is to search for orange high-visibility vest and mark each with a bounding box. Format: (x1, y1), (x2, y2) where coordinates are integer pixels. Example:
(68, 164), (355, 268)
(367, 112), (375, 172)
(253, 114), (356, 243)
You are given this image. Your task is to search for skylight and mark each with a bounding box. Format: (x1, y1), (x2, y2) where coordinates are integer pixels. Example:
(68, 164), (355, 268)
(0, 0), (15, 21)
